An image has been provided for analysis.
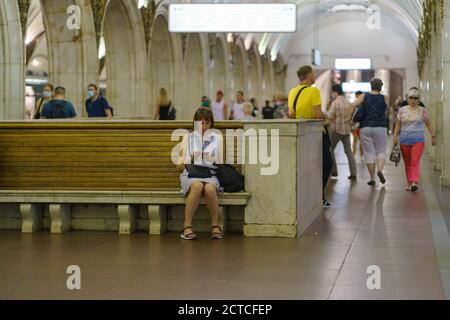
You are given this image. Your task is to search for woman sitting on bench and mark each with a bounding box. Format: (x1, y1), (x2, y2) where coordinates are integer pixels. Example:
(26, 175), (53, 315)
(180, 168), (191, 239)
(177, 108), (224, 241)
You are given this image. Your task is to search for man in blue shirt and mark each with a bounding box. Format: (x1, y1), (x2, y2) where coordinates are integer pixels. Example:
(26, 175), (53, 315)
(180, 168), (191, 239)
(40, 86), (77, 119)
(86, 84), (113, 118)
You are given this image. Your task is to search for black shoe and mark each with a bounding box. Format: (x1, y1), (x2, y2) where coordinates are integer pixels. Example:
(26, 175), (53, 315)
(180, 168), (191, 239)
(411, 184), (418, 192)
(323, 200), (331, 209)
(367, 180), (376, 186)
(377, 171), (386, 184)
(348, 175), (357, 181)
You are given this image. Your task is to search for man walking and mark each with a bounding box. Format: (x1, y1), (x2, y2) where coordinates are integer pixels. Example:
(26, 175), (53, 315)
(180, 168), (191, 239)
(288, 65), (333, 208)
(329, 84), (357, 180)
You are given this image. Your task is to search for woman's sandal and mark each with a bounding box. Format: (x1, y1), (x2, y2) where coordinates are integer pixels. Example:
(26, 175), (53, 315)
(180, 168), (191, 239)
(181, 226), (198, 241)
(211, 225), (223, 240)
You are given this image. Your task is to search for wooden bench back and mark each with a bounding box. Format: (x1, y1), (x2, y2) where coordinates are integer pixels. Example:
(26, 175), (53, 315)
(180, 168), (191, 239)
(0, 121), (243, 191)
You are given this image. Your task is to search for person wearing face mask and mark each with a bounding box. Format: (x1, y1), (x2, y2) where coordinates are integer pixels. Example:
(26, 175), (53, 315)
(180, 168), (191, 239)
(85, 84), (113, 118)
(34, 84), (54, 119)
(273, 91), (288, 119)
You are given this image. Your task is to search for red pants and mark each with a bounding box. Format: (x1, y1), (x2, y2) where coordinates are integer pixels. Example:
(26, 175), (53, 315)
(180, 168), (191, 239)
(400, 142), (425, 184)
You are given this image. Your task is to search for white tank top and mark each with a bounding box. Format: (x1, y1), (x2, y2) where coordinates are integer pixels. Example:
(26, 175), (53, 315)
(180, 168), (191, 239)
(212, 100), (225, 120)
(232, 102), (245, 120)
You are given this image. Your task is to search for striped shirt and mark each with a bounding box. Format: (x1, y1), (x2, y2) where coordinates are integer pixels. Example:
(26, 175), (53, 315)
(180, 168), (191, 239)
(329, 96), (353, 135)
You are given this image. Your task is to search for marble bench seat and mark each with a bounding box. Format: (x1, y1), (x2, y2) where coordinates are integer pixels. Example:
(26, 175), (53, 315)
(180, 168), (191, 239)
(0, 190), (251, 235)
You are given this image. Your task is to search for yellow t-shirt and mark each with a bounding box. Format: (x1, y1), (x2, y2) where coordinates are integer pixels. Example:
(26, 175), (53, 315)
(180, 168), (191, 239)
(288, 85), (322, 119)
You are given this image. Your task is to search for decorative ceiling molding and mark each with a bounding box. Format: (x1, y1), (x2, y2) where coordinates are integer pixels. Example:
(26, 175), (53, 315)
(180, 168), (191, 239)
(140, 0), (157, 52)
(90, 0), (107, 47)
(17, 0), (31, 38)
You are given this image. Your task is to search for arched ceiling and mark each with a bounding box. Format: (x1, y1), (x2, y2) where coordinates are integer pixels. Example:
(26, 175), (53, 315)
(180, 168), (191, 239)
(256, 0), (424, 60)
(24, 0), (424, 71)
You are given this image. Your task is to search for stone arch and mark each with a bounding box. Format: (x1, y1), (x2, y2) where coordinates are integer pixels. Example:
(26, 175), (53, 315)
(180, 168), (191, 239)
(247, 42), (262, 106)
(184, 33), (205, 120)
(149, 14), (174, 117)
(102, 0), (148, 117)
(273, 55), (286, 93)
(210, 35), (230, 102)
(262, 52), (275, 102)
(40, 0), (97, 117)
(231, 38), (247, 102)
(0, 1), (24, 119)
(151, 5), (184, 118)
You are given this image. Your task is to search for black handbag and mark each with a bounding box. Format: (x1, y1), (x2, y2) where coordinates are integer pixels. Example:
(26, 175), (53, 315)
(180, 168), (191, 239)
(185, 164), (213, 179)
(216, 164), (245, 193)
(390, 144), (401, 167)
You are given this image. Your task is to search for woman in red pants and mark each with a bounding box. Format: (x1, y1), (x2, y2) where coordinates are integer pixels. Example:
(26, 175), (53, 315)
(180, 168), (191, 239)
(393, 89), (436, 192)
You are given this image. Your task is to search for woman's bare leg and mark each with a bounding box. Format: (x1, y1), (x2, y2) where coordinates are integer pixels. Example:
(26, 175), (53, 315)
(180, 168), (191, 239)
(203, 183), (219, 227)
(183, 182), (204, 232)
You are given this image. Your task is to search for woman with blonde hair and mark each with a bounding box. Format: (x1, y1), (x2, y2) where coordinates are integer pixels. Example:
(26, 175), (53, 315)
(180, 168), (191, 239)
(154, 88), (175, 120)
(241, 103), (256, 120)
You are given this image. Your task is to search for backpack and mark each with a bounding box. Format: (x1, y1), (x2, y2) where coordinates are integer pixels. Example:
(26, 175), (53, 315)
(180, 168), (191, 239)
(49, 101), (68, 119)
(216, 164), (245, 193)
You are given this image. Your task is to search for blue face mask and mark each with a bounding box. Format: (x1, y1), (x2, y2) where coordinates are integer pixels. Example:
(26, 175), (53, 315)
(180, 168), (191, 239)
(43, 91), (52, 98)
(88, 90), (95, 98)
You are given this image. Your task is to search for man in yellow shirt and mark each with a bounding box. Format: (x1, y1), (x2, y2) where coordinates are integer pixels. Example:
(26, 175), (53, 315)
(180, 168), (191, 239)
(288, 65), (333, 208)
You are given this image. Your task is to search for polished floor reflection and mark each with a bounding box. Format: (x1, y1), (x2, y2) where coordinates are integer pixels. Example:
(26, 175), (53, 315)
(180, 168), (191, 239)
(0, 144), (449, 300)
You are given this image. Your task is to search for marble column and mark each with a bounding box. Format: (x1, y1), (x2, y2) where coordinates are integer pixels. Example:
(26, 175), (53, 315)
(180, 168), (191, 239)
(40, 0), (98, 117)
(427, 24), (437, 162)
(434, 0), (444, 171)
(441, 0), (450, 186)
(0, 0), (25, 120)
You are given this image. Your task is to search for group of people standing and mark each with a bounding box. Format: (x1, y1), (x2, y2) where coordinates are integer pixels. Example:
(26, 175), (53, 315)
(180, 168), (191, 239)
(33, 84), (113, 119)
(154, 87), (290, 122)
(288, 65), (436, 209)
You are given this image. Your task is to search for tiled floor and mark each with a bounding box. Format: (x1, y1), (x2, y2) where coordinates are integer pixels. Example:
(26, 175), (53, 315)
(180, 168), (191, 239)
(1, 142), (449, 300)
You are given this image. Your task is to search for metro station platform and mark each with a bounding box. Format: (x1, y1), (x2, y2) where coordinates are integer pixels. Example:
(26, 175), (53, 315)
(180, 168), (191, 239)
(1, 142), (449, 300)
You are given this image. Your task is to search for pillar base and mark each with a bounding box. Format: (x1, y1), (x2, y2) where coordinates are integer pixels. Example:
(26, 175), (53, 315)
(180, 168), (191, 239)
(440, 175), (450, 186)
(243, 224), (297, 238)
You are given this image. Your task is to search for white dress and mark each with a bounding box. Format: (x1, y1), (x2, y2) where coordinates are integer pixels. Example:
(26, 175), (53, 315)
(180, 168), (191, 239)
(179, 132), (223, 197)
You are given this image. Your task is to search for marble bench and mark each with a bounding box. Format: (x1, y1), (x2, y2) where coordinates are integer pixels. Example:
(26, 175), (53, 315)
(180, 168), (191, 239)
(0, 190), (251, 235)
(0, 119), (324, 238)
